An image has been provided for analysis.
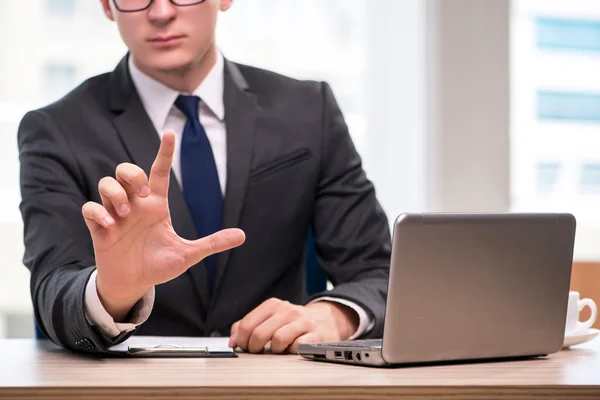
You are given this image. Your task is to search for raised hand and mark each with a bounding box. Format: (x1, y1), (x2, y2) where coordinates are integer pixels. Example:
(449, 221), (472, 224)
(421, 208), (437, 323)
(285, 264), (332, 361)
(81, 130), (245, 321)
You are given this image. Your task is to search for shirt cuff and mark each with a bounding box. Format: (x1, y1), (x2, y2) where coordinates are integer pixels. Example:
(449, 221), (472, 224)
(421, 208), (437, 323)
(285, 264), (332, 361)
(308, 296), (374, 340)
(84, 269), (155, 338)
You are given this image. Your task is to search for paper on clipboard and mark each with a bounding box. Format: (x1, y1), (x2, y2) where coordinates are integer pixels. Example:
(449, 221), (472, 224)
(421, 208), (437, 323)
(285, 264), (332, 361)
(109, 336), (235, 356)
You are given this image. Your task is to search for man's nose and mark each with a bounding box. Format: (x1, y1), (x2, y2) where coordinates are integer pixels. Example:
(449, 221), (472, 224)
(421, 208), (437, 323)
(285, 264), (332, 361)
(147, 0), (177, 24)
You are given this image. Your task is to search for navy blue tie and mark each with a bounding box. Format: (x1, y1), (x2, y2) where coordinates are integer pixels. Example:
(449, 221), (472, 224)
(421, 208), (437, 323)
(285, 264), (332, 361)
(175, 95), (223, 294)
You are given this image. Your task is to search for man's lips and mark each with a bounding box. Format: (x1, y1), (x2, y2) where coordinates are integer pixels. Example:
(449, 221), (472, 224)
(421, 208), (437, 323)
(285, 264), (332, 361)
(148, 35), (185, 47)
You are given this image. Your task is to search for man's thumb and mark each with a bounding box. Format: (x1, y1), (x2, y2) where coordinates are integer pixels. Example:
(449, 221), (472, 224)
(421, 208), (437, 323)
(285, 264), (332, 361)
(183, 228), (246, 266)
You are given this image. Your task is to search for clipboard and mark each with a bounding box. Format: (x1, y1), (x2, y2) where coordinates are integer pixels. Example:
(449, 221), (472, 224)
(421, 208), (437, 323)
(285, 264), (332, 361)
(108, 336), (238, 358)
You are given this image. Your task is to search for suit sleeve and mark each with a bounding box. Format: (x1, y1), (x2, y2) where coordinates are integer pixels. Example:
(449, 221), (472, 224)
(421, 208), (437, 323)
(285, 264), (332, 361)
(309, 82), (392, 339)
(18, 110), (134, 353)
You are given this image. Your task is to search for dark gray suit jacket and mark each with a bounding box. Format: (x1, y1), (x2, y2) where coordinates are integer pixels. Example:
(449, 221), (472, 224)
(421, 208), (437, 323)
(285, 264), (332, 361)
(18, 56), (391, 353)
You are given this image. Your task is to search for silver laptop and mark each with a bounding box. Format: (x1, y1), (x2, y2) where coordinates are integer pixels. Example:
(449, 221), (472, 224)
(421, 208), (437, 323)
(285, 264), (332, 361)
(298, 213), (576, 367)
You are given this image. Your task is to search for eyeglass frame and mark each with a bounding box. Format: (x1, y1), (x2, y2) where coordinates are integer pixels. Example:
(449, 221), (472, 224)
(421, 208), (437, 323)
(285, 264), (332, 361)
(112, 0), (206, 13)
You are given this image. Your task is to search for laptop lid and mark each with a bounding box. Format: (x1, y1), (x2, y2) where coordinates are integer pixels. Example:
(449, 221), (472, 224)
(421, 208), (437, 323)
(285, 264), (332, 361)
(381, 213), (576, 365)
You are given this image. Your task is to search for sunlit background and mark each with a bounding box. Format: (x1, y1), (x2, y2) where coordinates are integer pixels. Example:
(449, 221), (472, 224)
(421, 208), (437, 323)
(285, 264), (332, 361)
(0, 0), (598, 337)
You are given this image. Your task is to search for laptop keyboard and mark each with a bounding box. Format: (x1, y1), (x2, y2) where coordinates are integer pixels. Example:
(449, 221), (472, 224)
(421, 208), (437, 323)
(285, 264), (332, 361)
(312, 339), (382, 348)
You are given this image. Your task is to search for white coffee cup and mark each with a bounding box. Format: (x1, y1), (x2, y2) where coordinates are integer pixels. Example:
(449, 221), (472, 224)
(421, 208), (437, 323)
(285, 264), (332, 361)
(565, 291), (597, 335)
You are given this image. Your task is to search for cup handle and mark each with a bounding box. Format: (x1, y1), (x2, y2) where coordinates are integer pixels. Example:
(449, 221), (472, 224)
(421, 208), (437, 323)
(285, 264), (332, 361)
(578, 298), (598, 332)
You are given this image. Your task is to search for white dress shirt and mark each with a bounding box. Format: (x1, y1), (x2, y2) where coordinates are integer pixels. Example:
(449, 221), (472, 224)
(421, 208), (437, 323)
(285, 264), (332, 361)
(84, 51), (374, 340)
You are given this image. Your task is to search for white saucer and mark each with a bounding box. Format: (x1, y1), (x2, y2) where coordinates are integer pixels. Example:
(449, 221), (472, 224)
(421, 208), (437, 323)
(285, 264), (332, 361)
(562, 328), (600, 349)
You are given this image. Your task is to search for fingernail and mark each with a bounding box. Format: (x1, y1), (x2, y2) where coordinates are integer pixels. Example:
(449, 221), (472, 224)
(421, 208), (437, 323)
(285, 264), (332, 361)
(140, 185), (150, 196)
(103, 216), (114, 226)
(119, 204), (130, 214)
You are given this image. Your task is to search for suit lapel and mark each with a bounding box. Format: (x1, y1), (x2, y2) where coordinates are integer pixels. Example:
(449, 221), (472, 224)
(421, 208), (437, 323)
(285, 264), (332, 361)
(108, 56), (211, 308)
(210, 61), (258, 303)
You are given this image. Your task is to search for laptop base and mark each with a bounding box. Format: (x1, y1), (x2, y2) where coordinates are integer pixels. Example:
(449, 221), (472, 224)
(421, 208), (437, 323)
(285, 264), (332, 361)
(298, 342), (388, 367)
(298, 341), (548, 368)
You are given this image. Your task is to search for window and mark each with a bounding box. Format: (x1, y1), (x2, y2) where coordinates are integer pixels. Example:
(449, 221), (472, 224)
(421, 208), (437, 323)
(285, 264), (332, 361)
(511, 0), (600, 258)
(580, 163), (600, 194)
(537, 91), (600, 123)
(46, 0), (76, 17)
(216, 0), (367, 151)
(536, 17), (600, 52)
(536, 162), (562, 193)
(44, 64), (77, 101)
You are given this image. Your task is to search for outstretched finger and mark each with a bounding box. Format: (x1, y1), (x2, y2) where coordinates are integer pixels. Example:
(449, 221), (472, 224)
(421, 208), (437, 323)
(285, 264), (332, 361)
(149, 130), (175, 198)
(182, 228), (246, 267)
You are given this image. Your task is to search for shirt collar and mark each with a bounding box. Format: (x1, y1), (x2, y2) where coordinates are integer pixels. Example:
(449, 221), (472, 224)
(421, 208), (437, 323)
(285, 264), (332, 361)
(128, 50), (225, 131)
(194, 51), (225, 121)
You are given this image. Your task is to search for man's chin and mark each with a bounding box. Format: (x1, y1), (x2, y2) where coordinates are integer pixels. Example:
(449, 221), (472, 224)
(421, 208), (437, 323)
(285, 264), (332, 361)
(140, 53), (196, 74)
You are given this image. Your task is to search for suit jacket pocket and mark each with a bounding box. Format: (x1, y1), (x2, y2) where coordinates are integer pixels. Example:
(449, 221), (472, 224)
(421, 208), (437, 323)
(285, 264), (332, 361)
(249, 148), (312, 182)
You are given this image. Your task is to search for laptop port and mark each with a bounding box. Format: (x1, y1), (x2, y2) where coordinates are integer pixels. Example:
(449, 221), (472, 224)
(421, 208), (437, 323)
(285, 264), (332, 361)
(356, 352), (362, 362)
(344, 351), (353, 361)
(334, 351), (342, 359)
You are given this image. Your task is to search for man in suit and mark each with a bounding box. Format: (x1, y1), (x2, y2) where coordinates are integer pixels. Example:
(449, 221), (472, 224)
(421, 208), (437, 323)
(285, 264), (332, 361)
(18, 0), (391, 354)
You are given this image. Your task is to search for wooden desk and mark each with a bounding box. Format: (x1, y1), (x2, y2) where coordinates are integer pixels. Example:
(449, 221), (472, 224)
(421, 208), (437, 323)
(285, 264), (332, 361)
(1, 338), (599, 399)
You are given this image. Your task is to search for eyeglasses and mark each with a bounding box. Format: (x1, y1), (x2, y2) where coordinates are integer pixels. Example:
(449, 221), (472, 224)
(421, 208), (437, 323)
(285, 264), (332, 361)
(113, 0), (206, 13)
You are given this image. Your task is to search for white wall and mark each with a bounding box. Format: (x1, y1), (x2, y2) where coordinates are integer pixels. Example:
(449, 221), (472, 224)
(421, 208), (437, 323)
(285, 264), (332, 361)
(426, 0), (511, 212)
(364, 0), (428, 221)
(364, 0), (510, 223)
